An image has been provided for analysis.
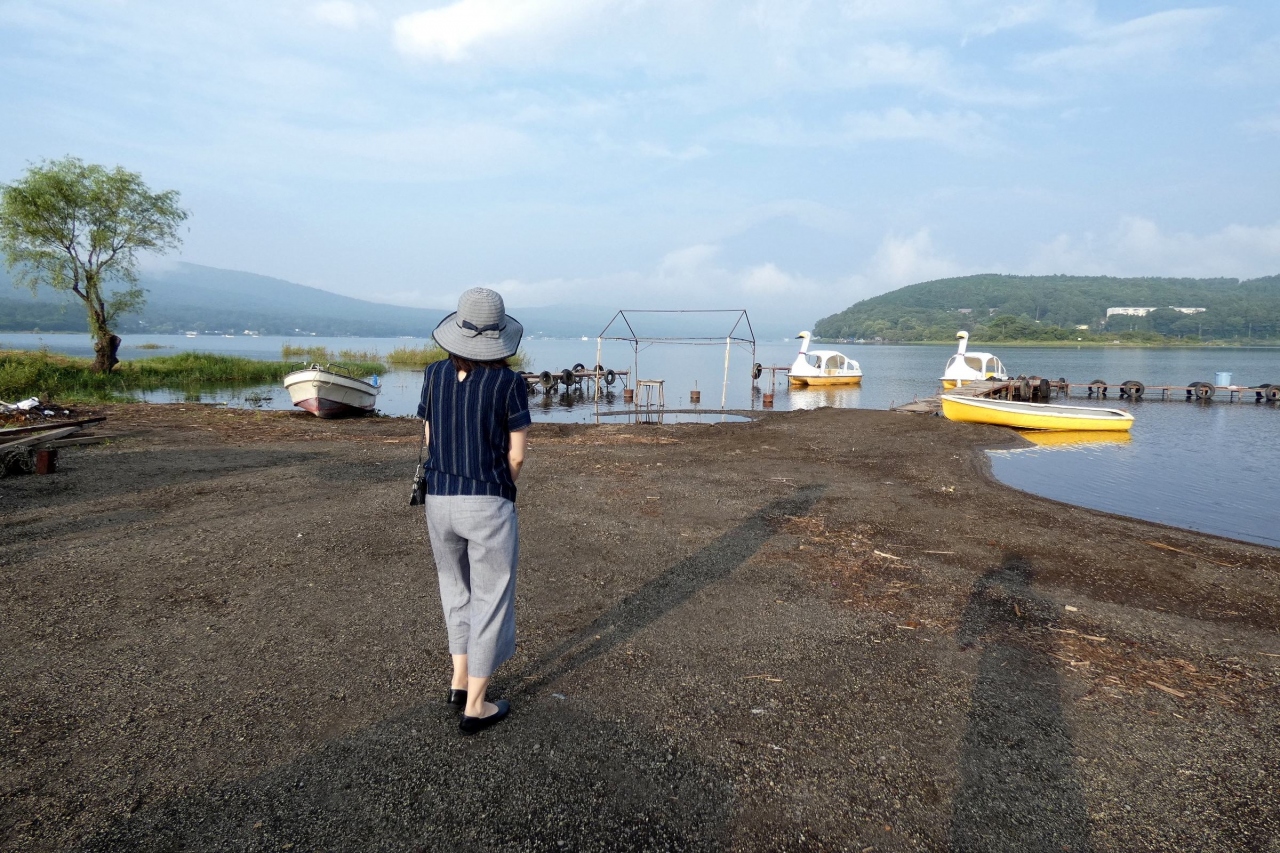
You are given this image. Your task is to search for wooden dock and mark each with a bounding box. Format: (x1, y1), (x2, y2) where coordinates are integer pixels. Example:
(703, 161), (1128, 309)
(892, 377), (1280, 414)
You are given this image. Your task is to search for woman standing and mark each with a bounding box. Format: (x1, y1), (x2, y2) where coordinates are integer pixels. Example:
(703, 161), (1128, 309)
(418, 287), (530, 735)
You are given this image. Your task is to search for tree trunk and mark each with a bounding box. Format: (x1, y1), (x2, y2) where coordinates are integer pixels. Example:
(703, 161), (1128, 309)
(88, 306), (120, 373)
(93, 333), (121, 373)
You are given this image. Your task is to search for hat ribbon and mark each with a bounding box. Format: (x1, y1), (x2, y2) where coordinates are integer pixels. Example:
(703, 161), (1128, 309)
(459, 319), (505, 337)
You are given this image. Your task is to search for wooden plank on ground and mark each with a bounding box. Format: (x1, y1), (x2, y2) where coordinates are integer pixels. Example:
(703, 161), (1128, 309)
(0, 417), (106, 438)
(35, 433), (125, 449)
(0, 426), (85, 450)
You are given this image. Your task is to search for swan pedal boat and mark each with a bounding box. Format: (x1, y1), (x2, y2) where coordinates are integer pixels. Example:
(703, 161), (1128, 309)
(941, 331), (1008, 390)
(788, 331), (863, 387)
(940, 394), (1134, 431)
(283, 363), (380, 418)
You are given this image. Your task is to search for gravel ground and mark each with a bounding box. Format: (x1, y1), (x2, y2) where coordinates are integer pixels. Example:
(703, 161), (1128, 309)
(1, 403), (1277, 852)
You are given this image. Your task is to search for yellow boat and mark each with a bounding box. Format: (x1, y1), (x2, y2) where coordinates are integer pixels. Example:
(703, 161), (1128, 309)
(788, 331), (863, 387)
(940, 394), (1134, 431)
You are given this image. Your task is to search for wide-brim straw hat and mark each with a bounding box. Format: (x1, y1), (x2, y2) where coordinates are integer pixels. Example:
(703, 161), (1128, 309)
(432, 287), (523, 361)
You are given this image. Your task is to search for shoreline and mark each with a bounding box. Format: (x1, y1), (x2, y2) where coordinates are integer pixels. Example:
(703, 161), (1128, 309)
(3, 403), (1277, 851)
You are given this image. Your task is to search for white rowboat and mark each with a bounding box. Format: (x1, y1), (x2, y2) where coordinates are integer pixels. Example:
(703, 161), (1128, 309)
(283, 364), (380, 418)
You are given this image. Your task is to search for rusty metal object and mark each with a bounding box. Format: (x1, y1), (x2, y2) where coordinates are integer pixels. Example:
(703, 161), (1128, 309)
(690, 390), (701, 404)
(623, 388), (634, 403)
(34, 448), (58, 475)
(762, 393), (774, 408)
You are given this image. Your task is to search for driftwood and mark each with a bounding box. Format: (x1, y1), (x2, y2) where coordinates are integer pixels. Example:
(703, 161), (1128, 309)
(0, 417), (106, 440)
(0, 417), (110, 477)
(0, 426), (85, 450)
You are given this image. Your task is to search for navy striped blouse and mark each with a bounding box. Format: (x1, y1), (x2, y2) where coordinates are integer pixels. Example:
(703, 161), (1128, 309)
(417, 360), (532, 502)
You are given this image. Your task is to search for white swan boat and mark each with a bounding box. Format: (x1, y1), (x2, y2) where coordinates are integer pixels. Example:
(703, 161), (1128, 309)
(941, 331), (1008, 389)
(788, 331), (863, 387)
(283, 363), (380, 418)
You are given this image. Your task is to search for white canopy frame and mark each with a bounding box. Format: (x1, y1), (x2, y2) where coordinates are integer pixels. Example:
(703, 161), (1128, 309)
(595, 309), (757, 409)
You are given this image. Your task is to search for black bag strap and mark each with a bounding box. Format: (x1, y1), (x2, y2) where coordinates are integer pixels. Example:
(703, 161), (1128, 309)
(418, 365), (433, 469)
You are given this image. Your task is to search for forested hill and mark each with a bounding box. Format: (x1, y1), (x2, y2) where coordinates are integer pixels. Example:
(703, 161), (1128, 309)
(814, 274), (1280, 343)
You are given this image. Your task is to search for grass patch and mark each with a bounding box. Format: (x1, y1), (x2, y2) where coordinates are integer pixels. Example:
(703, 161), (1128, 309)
(338, 348), (382, 363)
(135, 342), (168, 350)
(0, 349), (385, 403)
(281, 342), (333, 361)
(385, 344), (530, 370)
(386, 344), (449, 368)
(280, 342), (386, 371)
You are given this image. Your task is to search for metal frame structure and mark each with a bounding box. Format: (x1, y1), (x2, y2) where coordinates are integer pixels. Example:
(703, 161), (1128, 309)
(595, 310), (756, 409)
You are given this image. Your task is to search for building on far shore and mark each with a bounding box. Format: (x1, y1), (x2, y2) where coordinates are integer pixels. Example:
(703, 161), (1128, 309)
(1106, 306), (1206, 318)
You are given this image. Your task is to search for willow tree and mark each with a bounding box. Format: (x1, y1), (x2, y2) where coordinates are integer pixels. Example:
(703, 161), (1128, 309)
(0, 157), (188, 372)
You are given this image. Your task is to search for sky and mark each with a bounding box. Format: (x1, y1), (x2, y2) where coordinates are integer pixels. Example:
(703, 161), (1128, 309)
(2, 0), (1279, 328)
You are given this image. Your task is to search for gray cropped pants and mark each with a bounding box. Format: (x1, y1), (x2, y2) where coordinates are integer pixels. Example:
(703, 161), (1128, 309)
(424, 495), (518, 678)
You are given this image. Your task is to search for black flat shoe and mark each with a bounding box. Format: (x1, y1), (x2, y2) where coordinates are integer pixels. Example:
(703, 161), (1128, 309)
(459, 699), (510, 735)
(448, 689), (468, 709)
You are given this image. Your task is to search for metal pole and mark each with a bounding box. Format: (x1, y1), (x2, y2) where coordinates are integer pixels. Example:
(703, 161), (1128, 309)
(595, 337), (603, 402)
(721, 336), (731, 409)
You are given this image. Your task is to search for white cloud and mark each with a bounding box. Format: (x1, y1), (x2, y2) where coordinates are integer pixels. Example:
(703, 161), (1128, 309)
(393, 0), (605, 62)
(634, 141), (709, 161)
(1216, 34), (1280, 85)
(451, 242), (818, 324)
(867, 229), (961, 286)
(1020, 8), (1224, 73)
(1241, 112), (1280, 137)
(311, 1), (377, 29)
(1030, 217), (1280, 279)
(720, 107), (991, 150)
(741, 262), (800, 295)
(658, 243), (721, 277)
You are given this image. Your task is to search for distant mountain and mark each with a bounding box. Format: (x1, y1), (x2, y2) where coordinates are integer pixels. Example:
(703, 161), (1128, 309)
(0, 262), (796, 340)
(814, 273), (1280, 343)
(0, 262), (447, 336)
(0, 263), (617, 338)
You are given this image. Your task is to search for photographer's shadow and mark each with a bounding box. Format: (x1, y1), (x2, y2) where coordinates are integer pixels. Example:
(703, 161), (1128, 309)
(950, 555), (1091, 853)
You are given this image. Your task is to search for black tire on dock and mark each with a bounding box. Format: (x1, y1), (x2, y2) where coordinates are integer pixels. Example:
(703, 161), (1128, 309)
(539, 370), (554, 389)
(604, 369), (616, 386)
(1089, 379), (1107, 397)
(1017, 378), (1032, 400)
(753, 363), (763, 380)
(561, 368), (576, 387)
(1035, 377), (1051, 401)
(572, 363), (585, 372)
(595, 364), (604, 373)
(1120, 380), (1145, 400)
(1267, 385), (1280, 402)
(1191, 381), (1215, 400)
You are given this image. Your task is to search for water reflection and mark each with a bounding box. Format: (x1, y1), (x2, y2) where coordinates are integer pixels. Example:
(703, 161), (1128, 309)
(786, 384), (863, 410)
(1015, 430), (1132, 449)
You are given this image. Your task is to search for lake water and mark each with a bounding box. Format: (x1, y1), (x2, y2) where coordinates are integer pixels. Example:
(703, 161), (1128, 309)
(4, 332), (1278, 548)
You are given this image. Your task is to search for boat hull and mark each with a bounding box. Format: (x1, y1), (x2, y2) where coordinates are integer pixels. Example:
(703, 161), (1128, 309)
(788, 374), (863, 386)
(940, 395), (1133, 431)
(283, 368), (379, 418)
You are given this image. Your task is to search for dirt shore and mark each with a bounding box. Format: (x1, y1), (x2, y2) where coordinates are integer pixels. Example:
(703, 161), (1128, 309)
(2, 403), (1277, 852)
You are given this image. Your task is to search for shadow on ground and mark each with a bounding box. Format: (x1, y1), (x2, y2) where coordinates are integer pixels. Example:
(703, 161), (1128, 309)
(77, 488), (825, 852)
(950, 554), (1091, 853)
